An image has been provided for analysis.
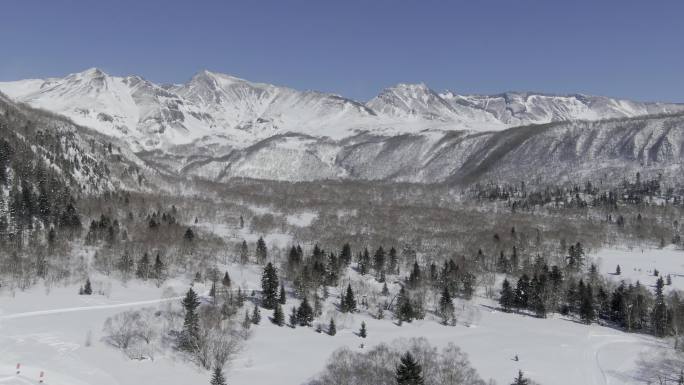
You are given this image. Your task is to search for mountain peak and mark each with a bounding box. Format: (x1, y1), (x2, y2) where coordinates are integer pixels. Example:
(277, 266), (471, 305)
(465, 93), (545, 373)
(77, 67), (108, 78)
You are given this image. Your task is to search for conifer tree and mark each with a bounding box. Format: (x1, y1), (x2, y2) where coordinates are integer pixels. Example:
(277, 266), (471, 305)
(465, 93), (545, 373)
(328, 318), (336, 336)
(511, 370), (530, 385)
(396, 286), (414, 323)
(359, 248), (370, 275)
(261, 262), (279, 309)
(181, 288), (201, 350)
(255, 237), (268, 263)
(289, 306), (298, 327)
(242, 310), (251, 329)
(580, 284), (595, 324)
(408, 262), (421, 288)
(314, 292), (323, 317)
(136, 252), (150, 280)
(210, 366), (227, 385)
(279, 283), (287, 304)
(209, 282), (217, 300)
(388, 247), (398, 274)
(222, 271), (231, 288)
(341, 283), (357, 313)
(272, 302), (285, 326)
(297, 297), (314, 326)
(396, 352), (424, 385)
(236, 287), (245, 307)
(153, 253), (165, 281)
(184, 227), (195, 242)
(651, 277), (668, 337)
(382, 282), (390, 296)
(240, 240), (249, 264)
(615, 264), (621, 275)
(438, 286), (454, 325)
(461, 272), (475, 300)
(83, 278), (93, 295)
(499, 279), (514, 312)
(514, 275), (530, 310)
(340, 243), (352, 266)
(359, 321), (367, 338)
(251, 305), (261, 325)
(373, 246), (386, 276)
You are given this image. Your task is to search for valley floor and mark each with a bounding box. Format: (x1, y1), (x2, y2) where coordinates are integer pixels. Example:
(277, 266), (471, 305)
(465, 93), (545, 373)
(2, 246), (682, 385)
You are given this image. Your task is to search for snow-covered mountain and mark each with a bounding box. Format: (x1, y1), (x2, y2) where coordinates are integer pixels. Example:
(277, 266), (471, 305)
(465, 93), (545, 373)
(3, 68), (682, 153)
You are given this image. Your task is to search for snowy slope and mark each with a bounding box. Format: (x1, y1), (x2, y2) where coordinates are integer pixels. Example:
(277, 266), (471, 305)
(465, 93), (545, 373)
(1, 250), (680, 385)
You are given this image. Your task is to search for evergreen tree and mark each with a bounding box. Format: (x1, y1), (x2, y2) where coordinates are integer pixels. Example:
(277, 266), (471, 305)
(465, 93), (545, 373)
(272, 303), (285, 326)
(279, 283), (287, 304)
(117, 252), (135, 277)
(359, 248), (370, 275)
(438, 286), (454, 325)
(580, 284), (595, 324)
(514, 274), (530, 310)
(153, 254), (165, 281)
(210, 366), (227, 385)
(296, 297), (314, 326)
(251, 305), (261, 325)
(240, 240), (249, 264)
(511, 370), (530, 385)
(261, 262), (279, 309)
(242, 310), (251, 329)
(388, 247), (398, 274)
(408, 262), (421, 288)
(136, 252), (150, 280)
(328, 318), (336, 336)
(499, 279), (514, 312)
(181, 288), (201, 350)
(209, 282), (217, 300)
(461, 272), (475, 300)
(340, 283), (357, 313)
(396, 352), (424, 385)
(373, 246), (386, 276)
(255, 237), (268, 263)
(184, 227), (195, 242)
(359, 321), (367, 338)
(222, 271), (231, 288)
(382, 282), (390, 296)
(396, 286), (414, 323)
(236, 287), (246, 307)
(615, 265), (621, 275)
(340, 243), (352, 266)
(314, 292), (323, 317)
(289, 306), (298, 327)
(652, 277), (668, 337)
(83, 278), (93, 295)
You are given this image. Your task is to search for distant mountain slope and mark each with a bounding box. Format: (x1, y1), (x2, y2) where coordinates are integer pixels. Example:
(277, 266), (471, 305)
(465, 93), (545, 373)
(3, 69), (682, 153)
(0, 90), (152, 199)
(172, 113), (684, 185)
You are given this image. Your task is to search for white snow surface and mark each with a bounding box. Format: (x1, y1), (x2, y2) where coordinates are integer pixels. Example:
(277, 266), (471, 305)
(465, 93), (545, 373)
(592, 245), (684, 291)
(3, 244), (683, 385)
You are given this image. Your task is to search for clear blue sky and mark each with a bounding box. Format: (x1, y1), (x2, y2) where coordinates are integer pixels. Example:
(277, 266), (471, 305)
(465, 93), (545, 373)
(2, 0), (683, 102)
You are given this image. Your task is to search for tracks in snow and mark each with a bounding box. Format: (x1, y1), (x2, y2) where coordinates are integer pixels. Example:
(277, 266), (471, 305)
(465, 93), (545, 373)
(0, 297), (182, 320)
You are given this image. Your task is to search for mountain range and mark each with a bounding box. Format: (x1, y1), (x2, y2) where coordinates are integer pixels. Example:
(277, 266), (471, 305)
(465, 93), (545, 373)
(1, 68), (683, 186)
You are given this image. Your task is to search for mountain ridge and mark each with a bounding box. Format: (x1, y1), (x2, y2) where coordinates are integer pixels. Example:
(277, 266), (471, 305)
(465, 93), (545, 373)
(3, 68), (682, 153)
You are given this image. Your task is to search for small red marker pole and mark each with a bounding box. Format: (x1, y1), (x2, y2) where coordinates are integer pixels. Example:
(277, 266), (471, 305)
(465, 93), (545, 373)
(39, 371), (44, 383)
(16, 363), (20, 375)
